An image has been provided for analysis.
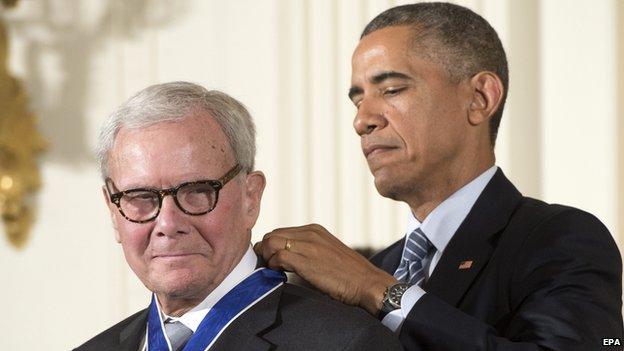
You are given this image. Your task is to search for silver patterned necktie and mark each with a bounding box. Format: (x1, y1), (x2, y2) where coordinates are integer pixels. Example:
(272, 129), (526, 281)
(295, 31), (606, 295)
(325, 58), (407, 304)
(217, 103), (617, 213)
(164, 319), (193, 351)
(394, 227), (434, 286)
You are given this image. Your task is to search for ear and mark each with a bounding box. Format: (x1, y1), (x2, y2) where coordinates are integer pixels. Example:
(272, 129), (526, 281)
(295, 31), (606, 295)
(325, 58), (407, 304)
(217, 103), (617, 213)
(102, 186), (121, 243)
(467, 71), (504, 126)
(242, 171), (266, 229)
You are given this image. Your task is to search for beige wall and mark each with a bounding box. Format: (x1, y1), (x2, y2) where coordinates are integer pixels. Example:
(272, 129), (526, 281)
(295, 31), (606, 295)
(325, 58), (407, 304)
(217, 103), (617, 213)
(0, 0), (621, 349)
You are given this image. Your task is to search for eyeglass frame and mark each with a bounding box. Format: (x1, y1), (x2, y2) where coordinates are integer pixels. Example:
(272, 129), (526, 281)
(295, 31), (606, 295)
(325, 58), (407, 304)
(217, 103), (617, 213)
(105, 164), (242, 224)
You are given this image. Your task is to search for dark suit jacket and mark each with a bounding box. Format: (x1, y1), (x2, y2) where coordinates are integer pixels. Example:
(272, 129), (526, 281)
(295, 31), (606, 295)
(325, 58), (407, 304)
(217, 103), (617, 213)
(74, 283), (402, 351)
(371, 169), (623, 350)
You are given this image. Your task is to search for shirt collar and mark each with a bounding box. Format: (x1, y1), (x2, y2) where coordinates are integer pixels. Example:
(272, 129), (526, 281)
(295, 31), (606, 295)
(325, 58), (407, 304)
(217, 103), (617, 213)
(405, 166), (498, 254)
(156, 244), (257, 331)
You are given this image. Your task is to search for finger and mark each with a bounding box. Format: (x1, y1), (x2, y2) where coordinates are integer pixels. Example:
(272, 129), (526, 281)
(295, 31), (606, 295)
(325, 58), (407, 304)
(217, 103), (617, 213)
(265, 226), (323, 243)
(283, 224), (337, 244)
(258, 233), (291, 260)
(265, 248), (306, 272)
(271, 235), (331, 260)
(299, 223), (346, 246)
(275, 238), (322, 259)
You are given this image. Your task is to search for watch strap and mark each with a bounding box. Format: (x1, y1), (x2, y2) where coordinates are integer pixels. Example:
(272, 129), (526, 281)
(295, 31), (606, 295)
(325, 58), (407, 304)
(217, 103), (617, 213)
(379, 282), (411, 320)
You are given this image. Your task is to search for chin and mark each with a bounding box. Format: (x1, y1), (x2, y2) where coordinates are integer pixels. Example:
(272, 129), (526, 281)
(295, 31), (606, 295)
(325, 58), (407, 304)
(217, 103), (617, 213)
(373, 172), (414, 202)
(372, 167), (396, 195)
(374, 178), (400, 201)
(147, 269), (211, 298)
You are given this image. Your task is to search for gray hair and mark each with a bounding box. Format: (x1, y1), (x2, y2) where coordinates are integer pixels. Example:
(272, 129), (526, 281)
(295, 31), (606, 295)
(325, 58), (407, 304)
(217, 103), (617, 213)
(362, 2), (508, 146)
(96, 81), (256, 179)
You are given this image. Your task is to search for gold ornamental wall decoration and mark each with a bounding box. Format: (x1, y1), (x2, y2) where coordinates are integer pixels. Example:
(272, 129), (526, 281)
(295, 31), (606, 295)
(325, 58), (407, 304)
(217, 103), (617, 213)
(0, 0), (47, 248)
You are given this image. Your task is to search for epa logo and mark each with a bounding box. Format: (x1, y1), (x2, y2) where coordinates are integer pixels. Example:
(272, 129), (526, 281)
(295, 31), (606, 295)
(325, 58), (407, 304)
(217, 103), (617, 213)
(603, 338), (622, 346)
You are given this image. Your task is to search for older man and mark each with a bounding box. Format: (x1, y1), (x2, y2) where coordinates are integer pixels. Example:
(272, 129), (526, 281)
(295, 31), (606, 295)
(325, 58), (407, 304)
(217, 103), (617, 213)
(256, 3), (623, 351)
(75, 82), (401, 351)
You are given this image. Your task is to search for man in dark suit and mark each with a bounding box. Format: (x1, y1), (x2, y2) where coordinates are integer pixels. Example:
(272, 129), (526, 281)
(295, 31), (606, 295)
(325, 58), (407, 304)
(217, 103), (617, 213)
(75, 82), (401, 351)
(255, 3), (623, 350)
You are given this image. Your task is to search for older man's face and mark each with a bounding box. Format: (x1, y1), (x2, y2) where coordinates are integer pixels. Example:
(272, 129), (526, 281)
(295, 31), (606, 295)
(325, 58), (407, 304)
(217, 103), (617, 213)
(105, 113), (264, 304)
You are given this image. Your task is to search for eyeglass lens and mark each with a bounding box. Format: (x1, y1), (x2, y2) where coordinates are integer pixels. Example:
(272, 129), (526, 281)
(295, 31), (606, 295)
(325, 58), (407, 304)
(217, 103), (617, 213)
(119, 182), (217, 222)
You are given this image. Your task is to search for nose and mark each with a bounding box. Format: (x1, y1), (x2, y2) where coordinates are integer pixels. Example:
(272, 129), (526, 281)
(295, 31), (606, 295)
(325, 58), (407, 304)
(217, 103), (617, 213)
(353, 97), (388, 136)
(152, 195), (189, 237)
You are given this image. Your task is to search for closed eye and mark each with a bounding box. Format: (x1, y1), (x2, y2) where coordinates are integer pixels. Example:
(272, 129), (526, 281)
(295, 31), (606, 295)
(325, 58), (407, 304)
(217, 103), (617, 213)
(383, 87), (406, 96)
(353, 98), (363, 109)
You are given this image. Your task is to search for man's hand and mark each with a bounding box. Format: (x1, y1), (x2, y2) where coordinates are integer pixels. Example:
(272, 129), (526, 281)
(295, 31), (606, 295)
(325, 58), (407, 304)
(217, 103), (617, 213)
(254, 224), (397, 316)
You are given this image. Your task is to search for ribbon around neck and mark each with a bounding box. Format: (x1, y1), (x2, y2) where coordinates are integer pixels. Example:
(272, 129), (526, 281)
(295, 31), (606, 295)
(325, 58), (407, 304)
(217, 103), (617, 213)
(147, 268), (286, 351)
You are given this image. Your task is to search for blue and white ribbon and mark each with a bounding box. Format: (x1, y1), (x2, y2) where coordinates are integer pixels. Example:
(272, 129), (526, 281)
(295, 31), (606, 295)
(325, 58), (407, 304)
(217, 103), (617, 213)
(146, 268), (286, 351)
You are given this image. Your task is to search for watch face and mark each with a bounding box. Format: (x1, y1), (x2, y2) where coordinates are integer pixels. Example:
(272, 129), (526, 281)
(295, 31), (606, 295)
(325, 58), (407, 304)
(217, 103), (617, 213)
(388, 284), (409, 308)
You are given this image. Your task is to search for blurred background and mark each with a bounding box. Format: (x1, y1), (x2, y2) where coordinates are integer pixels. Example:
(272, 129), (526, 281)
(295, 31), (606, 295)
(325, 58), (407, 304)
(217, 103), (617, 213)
(0, 0), (622, 349)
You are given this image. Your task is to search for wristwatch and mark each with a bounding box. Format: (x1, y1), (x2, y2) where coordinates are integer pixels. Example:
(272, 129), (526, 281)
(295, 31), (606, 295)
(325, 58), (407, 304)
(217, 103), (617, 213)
(379, 282), (411, 319)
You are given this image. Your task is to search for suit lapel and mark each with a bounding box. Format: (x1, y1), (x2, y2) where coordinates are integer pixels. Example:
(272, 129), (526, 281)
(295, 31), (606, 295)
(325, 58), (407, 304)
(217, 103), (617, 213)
(423, 169), (522, 307)
(209, 284), (284, 351)
(370, 238), (405, 275)
(123, 276), (282, 351)
(118, 309), (148, 351)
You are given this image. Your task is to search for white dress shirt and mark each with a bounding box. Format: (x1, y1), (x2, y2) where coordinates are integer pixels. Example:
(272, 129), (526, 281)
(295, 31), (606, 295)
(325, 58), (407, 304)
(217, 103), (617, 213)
(382, 166), (498, 333)
(141, 244), (257, 350)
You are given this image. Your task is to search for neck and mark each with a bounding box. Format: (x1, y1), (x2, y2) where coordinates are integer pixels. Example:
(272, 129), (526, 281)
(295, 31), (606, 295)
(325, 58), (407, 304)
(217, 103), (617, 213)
(407, 154), (495, 222)
(156, 294), (207, 317)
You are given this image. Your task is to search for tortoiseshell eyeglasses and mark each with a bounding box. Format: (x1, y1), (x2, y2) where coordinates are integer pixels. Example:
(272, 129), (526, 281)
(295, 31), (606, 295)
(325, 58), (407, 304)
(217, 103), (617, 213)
(105, 164), (242, 223)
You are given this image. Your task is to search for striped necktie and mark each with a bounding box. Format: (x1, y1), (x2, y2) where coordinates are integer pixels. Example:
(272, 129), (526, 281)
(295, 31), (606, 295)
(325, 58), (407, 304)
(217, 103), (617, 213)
(393, 227), (434, 286)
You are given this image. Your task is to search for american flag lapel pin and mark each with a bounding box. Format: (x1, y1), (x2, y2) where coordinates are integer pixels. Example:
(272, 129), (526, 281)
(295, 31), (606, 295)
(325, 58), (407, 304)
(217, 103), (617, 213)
(458, 260), (473, 270)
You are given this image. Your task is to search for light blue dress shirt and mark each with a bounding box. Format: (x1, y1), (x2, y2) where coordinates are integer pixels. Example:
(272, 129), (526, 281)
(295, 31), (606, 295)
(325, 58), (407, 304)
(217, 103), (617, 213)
(382, 166), (498, 333)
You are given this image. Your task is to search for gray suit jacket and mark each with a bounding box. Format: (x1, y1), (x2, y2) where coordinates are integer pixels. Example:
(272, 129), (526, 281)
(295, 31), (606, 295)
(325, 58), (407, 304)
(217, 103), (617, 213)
(74, 283), (402, 350)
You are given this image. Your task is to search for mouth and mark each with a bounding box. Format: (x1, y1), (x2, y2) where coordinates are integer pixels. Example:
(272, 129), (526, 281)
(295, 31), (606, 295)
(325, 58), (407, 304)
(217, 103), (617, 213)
(362, 144), (397, 159)
(152, 253), (199, 260)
